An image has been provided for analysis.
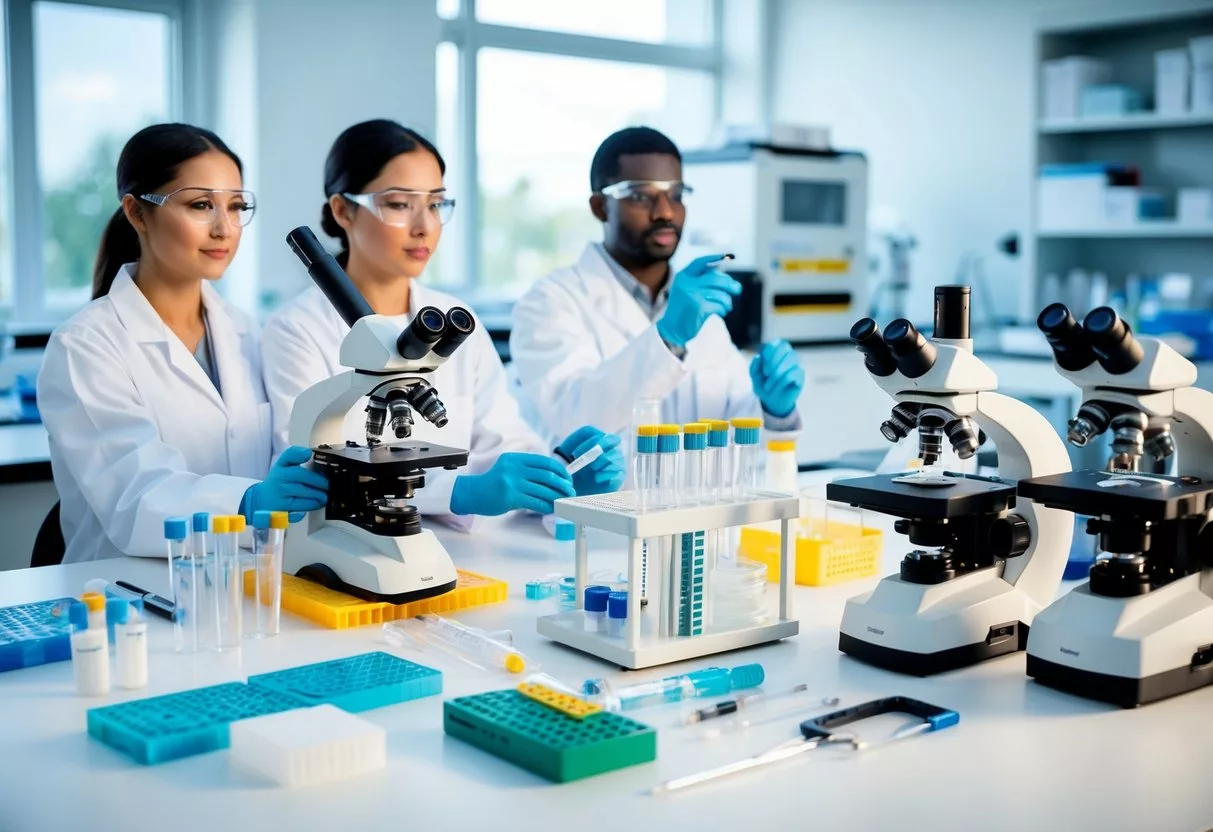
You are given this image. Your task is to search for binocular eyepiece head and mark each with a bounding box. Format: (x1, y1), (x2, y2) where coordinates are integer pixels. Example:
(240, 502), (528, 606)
(396, 305), (478, 362)
(1037, 303), (1143, 375)
(850, 317), (937, 379)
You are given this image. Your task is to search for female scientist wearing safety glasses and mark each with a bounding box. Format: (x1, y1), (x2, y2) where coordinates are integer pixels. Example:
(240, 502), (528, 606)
(260, 119), (623, 526)
(38, 123), (328, 563)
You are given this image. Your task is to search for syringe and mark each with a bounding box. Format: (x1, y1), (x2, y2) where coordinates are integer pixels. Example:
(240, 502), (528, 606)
(383, 615), (528, 673)
(584, 663), (765, 711)
(685, 684), (838, 724)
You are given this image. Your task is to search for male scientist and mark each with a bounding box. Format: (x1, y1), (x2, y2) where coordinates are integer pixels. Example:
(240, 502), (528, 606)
(510, 126), (805, 441)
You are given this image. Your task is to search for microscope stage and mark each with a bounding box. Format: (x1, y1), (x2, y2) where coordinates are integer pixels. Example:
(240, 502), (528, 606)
(313, 441), (469, 474)
(1018, 471), (1213, 521)
(826, 472), (1016, 519)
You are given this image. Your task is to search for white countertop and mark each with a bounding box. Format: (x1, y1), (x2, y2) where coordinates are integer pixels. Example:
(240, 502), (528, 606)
(1, 482), (1211, 832)
(0, 422), (48, 468)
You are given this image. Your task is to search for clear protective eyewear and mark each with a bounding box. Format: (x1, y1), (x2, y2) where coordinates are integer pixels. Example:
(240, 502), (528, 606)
(599, 179), (693, 208)
(343, 189), (457, 226)
(139, 187), (257, 227)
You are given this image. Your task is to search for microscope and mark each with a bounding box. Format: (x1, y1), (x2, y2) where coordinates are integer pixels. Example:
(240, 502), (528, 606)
(1018, 304), (1213, 706)
(825, 286), (1073, 675)
(282, 227), (475, 604)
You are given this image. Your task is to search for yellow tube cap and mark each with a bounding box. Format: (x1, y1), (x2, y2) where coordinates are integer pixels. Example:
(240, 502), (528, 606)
(683, 422), (709, 434)
(270, 511), (290, 530)
(768, 440), (796, 452)
(703, 419), (730, 431)
(731, 417), (762, 429)
(657, 424), (681, 435)
(81, 592), (106, 612)
(229, 515), (246, 533)
(636, 425), (659, 437)
(505, 653), (526, 673)
(212, 515), (230, 534)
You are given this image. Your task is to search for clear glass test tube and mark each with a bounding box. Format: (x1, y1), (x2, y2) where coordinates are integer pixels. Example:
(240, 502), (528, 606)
(248, 511), (286, 638)
(190, 512), (215, 650)
(732, 418), (763, 497)
(635, 426), (659, 606)
(213, 515), (242, 650)
(682, 423), (708, 505)
(656, 425), (681, 508)
(165, 517), (196, 653)
(705, 420), (731, 504)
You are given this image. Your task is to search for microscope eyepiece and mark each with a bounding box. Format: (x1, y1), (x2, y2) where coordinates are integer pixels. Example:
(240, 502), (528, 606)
(1037, 302), (1097, 372)
(850, 318), (897, 377)
(933, 285), (970, 340)
(1083, 306), (1145, 374)
(431, 306), (477, 359)
(396, 305), (449, 360)
(883, 319), (937, 379)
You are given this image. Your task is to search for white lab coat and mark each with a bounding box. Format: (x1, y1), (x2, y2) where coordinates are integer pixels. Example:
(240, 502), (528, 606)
(260, 283), (548, 531)
(38, 265), (272, 563)
(510, 243), (794, 441)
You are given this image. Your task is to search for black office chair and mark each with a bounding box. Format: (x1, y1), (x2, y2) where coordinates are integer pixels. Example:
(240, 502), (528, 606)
(30, 501), (65, 568)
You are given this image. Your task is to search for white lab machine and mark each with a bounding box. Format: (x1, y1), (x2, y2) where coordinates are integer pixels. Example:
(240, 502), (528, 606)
(283, 227), (474, 604)
(681, 142), (869, 345)
(537, 491), (800, 669)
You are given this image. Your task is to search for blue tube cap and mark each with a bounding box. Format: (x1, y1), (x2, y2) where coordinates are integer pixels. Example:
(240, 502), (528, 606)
(69, 600), (89, 631)
(554, 521), (575, 541)
(253, 510), (272, 530)
(164, 517), (188, 541)
(584, 585), (611, 612)
(107, 597), (130, 625)
(607, 591), (628, 619)
(192, 512), (210, 533)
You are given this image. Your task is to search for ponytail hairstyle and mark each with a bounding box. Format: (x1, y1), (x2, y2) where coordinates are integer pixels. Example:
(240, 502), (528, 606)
(92, 123), (243, 299)
(322, 119), (446, 267)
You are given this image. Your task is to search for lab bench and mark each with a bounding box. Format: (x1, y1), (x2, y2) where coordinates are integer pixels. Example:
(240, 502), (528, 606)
(0, 423), (55, 573)
(0, 497), (1209, 832)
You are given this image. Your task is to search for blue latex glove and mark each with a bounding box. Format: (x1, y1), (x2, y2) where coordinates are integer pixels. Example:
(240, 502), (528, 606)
(557, 426), (626, 497)
(749, 340), (805, 418)
(450, 453), (576, 516)
(655, 253), (742, 349)
(241, 445), (329, 523)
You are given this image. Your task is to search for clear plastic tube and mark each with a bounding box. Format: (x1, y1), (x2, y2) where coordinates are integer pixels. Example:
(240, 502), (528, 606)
(386, 615), (531, 674)
(190, 512), (215, 651)
(248, 511), (285, 638)
(583, 663), (765, 711)
(682, 423), (707, 505)
(655, 425), (681, 508)
(165, 518), (196, 653)
(731, 418), (763, 497)
(213, 515), (242, 651)
(636, 426), (659, 604)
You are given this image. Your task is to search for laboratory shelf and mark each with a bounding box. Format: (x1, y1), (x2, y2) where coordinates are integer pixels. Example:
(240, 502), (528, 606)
(1038, 111), (1213, 133)
(1036, 223), (1213, 239)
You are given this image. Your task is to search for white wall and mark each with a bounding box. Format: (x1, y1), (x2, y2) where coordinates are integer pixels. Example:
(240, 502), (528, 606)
(768, 0), (1138, 325)
(207, 0), (440, 313)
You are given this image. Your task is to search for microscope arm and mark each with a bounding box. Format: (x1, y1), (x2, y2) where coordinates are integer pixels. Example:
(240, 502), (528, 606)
(1172, 387), (1213, 481)
(288, 371), (367, 450)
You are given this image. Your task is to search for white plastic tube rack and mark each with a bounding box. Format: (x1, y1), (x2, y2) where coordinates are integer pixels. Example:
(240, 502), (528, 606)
(536, 490), (800, 669)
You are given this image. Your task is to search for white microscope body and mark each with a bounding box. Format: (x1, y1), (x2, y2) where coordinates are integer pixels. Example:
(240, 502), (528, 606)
(1021, 304), (1213, 706)
(828, 286), (1073, 675)
(283, 227), (474, 603)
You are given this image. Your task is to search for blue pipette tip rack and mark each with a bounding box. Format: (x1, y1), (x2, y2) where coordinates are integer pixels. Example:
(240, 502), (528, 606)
(247, 651), (442, 713)
(0, 598), (75, 673)
(87, 682), (304, 765)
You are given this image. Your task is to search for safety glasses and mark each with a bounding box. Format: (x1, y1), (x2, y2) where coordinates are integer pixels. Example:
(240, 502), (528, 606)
(139, 187), (257, 227)
(599, 180), (693, 208)
(343, 189), (457, 226)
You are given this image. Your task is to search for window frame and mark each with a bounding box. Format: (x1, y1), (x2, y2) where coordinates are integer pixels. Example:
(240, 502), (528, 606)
(438, 0), (725, 289)
(4, 0), (193, 322)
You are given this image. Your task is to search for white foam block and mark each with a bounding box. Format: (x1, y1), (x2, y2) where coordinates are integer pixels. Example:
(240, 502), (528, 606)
(230, 705), (386, 788)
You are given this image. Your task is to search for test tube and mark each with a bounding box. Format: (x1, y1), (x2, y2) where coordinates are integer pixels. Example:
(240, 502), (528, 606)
(705, 420), (731, 503)
(584, 585), (610, 633)
(606, 591), (628, 637)
(80, 591), (106, 632)
(249, 511), (286, 638)
(212, 515), (242, 650)
(731, 418), (763, 497)
(682, 423), (708, 505)
(635, 425), (659, 605)
(655, 425), (681, 508)
(165, 517), (196, 653)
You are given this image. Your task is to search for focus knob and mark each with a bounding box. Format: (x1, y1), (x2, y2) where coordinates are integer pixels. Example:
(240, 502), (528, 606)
(990, 514), (1032, 559)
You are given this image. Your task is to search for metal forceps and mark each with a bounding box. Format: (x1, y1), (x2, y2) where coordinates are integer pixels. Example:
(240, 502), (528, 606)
(652, 696), (959, 794)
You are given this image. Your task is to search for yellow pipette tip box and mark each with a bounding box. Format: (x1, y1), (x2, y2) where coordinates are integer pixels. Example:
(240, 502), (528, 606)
(738, 523), (882, 587)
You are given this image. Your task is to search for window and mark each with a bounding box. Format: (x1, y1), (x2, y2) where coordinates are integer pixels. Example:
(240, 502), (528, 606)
(438, 0), (720, 294)
(0, 14), (11, 310)
(35, 2), (174, 309)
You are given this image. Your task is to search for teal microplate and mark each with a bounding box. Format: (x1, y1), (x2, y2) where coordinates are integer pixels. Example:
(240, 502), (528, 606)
(87, 682), (304, 765)
(0, 598), (74, 673)
(247, 651), (442, 712)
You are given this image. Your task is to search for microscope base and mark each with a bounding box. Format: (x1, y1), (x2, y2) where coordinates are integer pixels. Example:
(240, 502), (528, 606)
(285, 522), (460, 605)
(1026, 571), (1213, 707)
(838, 565), (1039, 676)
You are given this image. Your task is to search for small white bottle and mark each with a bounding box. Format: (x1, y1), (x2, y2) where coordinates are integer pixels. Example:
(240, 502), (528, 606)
(70, 599), (110, 697)
(766, 439), (799, 495)
(112, 598), (148, 690)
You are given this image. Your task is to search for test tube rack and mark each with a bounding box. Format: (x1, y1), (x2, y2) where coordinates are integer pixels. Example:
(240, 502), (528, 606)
(0, 598), (74, 673)
(537, 490), (801, 669)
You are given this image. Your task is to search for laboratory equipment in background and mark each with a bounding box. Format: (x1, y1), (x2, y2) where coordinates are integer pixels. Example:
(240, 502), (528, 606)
(537, 434), (799, 668)
(583, 663), (764, 712)
(284, 226), (475, 604)
(69, 598), (109, 696)
(1192, 36), (1213, 113)
(0, 325), (50, 424)
(826, 285), (1074, 675)
(681, 141), (869, 346)
(1018, 303), (1213, 707)
(1041, 56), (1112, 120)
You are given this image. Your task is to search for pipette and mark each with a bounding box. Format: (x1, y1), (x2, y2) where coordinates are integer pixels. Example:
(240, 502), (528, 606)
(565, 443), (604, 475)
(584, 663), (764, 712)
(684, 684), (837, 724)
(383, 615), (529, 673)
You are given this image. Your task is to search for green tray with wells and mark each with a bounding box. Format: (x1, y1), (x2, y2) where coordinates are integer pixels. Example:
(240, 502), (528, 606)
(443, 688), (656, 783)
